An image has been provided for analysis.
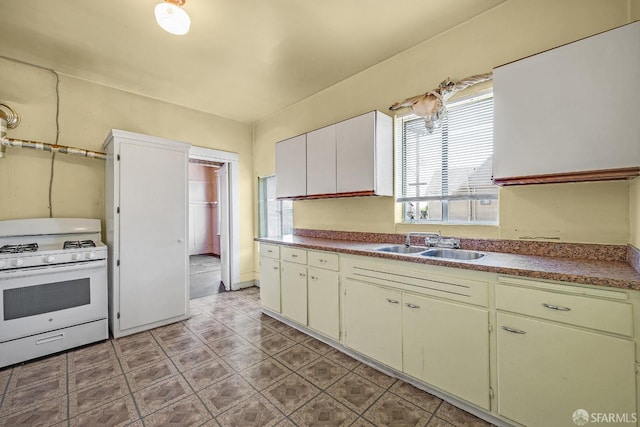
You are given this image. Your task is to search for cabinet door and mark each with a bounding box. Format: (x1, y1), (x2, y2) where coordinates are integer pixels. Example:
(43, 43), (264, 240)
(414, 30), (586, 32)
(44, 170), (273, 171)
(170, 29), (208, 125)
(307, 125), (336, 196)
(403, 294), (490, 409)
(336, 112), (375, 193)
(493, 22), (640, 181)
(344, 279), (402, 370)
(259, 257), (281, 313)
(275, 134), (307, 198)
(281, 261), (307, 325)
(307, 267), (339, 340)
(497, 312), (636, 427)
(119, 141), (188, 331)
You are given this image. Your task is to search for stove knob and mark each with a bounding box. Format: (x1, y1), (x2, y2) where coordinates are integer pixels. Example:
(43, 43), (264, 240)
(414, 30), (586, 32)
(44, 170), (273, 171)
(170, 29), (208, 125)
(86, 252), (96, 260)
(72, 253), (81, 261)
(12, 259), (24, 267)
(44, 255), (55, 263)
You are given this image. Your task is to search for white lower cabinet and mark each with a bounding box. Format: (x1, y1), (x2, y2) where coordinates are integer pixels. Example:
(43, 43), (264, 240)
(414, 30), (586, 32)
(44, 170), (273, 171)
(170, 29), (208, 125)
(497, 312), (636, 427)
(403, 294), (490, 410)
(344, 279), (403, 370)
(259, 257), (281, 313)
(281, 261), (308, 325)
(308, 266), (340, 340)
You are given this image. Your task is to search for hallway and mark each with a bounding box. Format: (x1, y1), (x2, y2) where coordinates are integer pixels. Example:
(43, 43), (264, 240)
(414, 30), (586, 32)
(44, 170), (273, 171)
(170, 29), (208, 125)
(189, 254), (224, 299)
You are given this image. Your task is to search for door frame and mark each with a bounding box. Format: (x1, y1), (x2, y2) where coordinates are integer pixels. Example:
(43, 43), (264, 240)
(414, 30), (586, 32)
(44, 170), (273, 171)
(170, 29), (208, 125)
(189, 145), (239, 291)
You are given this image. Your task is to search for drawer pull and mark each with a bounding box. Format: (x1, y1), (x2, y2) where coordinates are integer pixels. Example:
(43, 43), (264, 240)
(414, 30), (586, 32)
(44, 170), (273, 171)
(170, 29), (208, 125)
(36, 333), (65, 345)
(501, 326), (526, 334)
(267, 250), (273, 253)
(405, 303), (420, 309)
(272, 266), (279, 270)
(542, 303), (571, 312)
(319, 259), (327, 263)
(310, 276), (318, 280)
(298, 273), (306, 278)
(386, 298), (400, 304)
(291, 254), (298, 258)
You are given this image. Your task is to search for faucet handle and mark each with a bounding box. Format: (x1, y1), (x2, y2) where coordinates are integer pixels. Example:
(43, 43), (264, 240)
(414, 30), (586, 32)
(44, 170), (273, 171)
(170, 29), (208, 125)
(424, 233), (441, 247)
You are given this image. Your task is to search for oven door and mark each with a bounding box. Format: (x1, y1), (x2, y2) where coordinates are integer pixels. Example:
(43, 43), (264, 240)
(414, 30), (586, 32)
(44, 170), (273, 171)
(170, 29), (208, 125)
(0, 260), (107, 342)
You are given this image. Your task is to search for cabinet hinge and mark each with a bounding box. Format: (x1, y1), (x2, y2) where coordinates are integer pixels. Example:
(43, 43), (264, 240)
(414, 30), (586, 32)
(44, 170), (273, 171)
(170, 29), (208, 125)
(117, 312), (120, 319)
(117, 259), (120, 267)
(488, 323), (494, 333)
(116, 206), (120, 214)
(117, 154), (120, 161)
(489, 386), (495, 400)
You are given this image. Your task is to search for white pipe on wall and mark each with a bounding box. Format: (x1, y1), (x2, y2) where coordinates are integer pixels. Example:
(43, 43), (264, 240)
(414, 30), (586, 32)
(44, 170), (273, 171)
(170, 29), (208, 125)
(0, 136), (106, 160)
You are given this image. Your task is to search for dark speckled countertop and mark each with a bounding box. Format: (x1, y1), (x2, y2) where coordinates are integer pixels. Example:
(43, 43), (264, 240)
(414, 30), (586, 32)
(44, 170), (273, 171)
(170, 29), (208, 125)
(256, 233), (640, 291)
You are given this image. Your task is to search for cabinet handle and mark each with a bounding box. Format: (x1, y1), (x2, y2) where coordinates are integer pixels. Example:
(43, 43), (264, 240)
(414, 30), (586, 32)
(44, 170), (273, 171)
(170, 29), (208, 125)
(501, 326), (526, 334)
(298, 273), (306, 278)
(542, 303), (571, 312)
(310, 276), (318, 280)
(405, 303), (420, 309)
(319, 259), (327, 263)
(291, 254), (298, 258)
(386, 298), (400, 304)
(267, 249), (273, 253)
(272, 266), (279, 270)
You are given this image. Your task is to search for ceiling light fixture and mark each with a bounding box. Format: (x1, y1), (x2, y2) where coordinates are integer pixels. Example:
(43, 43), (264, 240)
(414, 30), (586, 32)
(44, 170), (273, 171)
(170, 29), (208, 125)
(154, 0), (191, 36)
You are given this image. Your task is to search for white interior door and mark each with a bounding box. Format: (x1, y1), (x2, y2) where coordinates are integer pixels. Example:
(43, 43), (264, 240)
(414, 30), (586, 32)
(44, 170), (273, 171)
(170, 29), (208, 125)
(119, 141), (188, 330)
(217, 164), (230, 290)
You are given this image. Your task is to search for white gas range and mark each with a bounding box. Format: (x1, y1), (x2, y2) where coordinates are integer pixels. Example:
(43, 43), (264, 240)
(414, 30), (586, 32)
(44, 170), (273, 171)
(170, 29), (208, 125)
(0, 218), (108, 368)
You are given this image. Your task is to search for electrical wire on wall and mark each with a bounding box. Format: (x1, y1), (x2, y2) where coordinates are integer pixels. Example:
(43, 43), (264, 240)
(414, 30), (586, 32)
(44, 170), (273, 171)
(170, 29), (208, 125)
(49, 70), (60, 218)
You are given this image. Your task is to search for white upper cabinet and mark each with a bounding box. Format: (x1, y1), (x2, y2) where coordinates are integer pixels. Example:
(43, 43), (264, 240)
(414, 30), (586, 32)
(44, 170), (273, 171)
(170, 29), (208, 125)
(275, 134), (307, 198)
(493, 22), (640, 185)
(307, 124), (337, 195)
(276, 111), (393, 199)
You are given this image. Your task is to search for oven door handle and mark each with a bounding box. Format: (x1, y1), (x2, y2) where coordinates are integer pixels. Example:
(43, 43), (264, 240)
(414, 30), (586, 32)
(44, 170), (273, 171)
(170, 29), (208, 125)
(0, 259), (107, 279)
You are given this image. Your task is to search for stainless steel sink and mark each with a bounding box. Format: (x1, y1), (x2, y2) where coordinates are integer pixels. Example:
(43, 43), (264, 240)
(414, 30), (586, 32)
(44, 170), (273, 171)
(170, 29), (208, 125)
(420, 248), (485, 260)
(376, 245), (428, 254)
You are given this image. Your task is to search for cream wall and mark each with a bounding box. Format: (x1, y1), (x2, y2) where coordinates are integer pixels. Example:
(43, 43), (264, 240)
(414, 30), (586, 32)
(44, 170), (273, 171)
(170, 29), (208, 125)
(631, 178), (640, 248)
(253, 0), (637, 246)
(0, 58), (256, 283)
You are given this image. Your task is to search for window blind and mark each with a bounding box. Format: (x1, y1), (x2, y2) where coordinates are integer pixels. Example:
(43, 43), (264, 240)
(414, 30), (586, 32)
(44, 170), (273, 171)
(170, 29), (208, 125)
(397, 94), (497, 203)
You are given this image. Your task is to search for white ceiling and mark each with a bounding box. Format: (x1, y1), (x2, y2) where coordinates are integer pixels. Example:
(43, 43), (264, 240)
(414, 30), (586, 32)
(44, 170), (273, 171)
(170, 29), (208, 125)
(0, 0), (505, 123)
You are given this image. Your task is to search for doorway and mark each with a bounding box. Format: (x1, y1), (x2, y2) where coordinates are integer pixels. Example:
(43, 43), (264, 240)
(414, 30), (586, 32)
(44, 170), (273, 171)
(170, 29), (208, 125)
(188, 160), (224, 299)
(188, 146), (240, 295)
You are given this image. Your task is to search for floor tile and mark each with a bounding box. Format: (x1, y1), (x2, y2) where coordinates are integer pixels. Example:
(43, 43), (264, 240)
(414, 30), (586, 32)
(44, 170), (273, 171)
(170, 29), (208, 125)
(208, 335), (253, 357)
(274, 344), (321, 371)
(194, 323), (237, 343)
(282, 327), (313, 342)
(0, 395), (67, 427)
(324, 348), (361, 370)
(171, 345), (219, 372)
(69, 375), (130, 416)
(133, 375), (193, 416)
(326, 372), (385, 413)
(390, 380), (442, 413)
(263, 373), (321, 415)
(353, 364), (397, 389)
(289, 393), (358, 427)
(428, 417), (457, 427)
(302, 337), (335, 355)
(151, 322), (198, 344)
(68, 395), (140, 427)
(159, 334), (205, 357)
(197, 373), (257, 416)
(120, 346), (167, 372)
(217, 394), (284, 427)
(435, 401), (492, 426)
(257, 333), (297, 355)
(112, 331), (158, 357)
(298, 357), (349, 390)
(125, 359), (180, 392)
(69, 357), (123, 392)
(239, 358), (292, 391)
(363, 391), (433, 426)
(225, 346), (270, 371)
(1, 376), (67, 417)
(7, 354), (66, 391)
(233, 322), (278, 342)
(143, 394), (212, 426)
(351, 417), (377, 427)
(183, 358), (235, 391)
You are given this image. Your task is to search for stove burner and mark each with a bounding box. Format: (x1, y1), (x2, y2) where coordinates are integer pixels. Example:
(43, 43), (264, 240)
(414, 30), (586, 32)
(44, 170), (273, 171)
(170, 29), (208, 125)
(63, 240), (96, 250)
(0, 243), (39, 254)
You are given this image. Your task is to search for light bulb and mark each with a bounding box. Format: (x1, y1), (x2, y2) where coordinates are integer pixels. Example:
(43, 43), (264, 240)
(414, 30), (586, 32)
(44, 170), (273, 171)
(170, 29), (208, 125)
(154, 2), (191, 35)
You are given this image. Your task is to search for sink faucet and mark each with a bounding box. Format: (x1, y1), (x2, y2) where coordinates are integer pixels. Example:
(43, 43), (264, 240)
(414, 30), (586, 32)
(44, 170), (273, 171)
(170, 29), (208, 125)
(405, 232), (440, 247)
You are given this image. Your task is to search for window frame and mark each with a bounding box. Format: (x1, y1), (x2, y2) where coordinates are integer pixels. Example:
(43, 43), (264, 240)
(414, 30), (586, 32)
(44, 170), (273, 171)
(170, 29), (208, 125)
(258, 175), (293, 237)
(395, 91), (498, 225)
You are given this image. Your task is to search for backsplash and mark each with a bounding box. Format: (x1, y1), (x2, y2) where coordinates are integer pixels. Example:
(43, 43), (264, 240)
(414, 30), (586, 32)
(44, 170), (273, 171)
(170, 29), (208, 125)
(293, 229), (629, 262)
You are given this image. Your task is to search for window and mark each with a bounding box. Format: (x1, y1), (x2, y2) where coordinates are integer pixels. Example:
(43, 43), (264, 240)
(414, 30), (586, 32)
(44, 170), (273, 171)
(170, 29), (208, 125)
(258, 176), (293, 237)
(396, 92), (498, 224)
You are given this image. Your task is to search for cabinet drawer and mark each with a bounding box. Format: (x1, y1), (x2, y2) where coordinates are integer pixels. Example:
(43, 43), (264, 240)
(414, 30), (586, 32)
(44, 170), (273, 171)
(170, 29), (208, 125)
(495, 284), (633, 337)
(281, 247), (307, 264)
(261, 244), (280, 260)
(307, 251), (339, 271)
